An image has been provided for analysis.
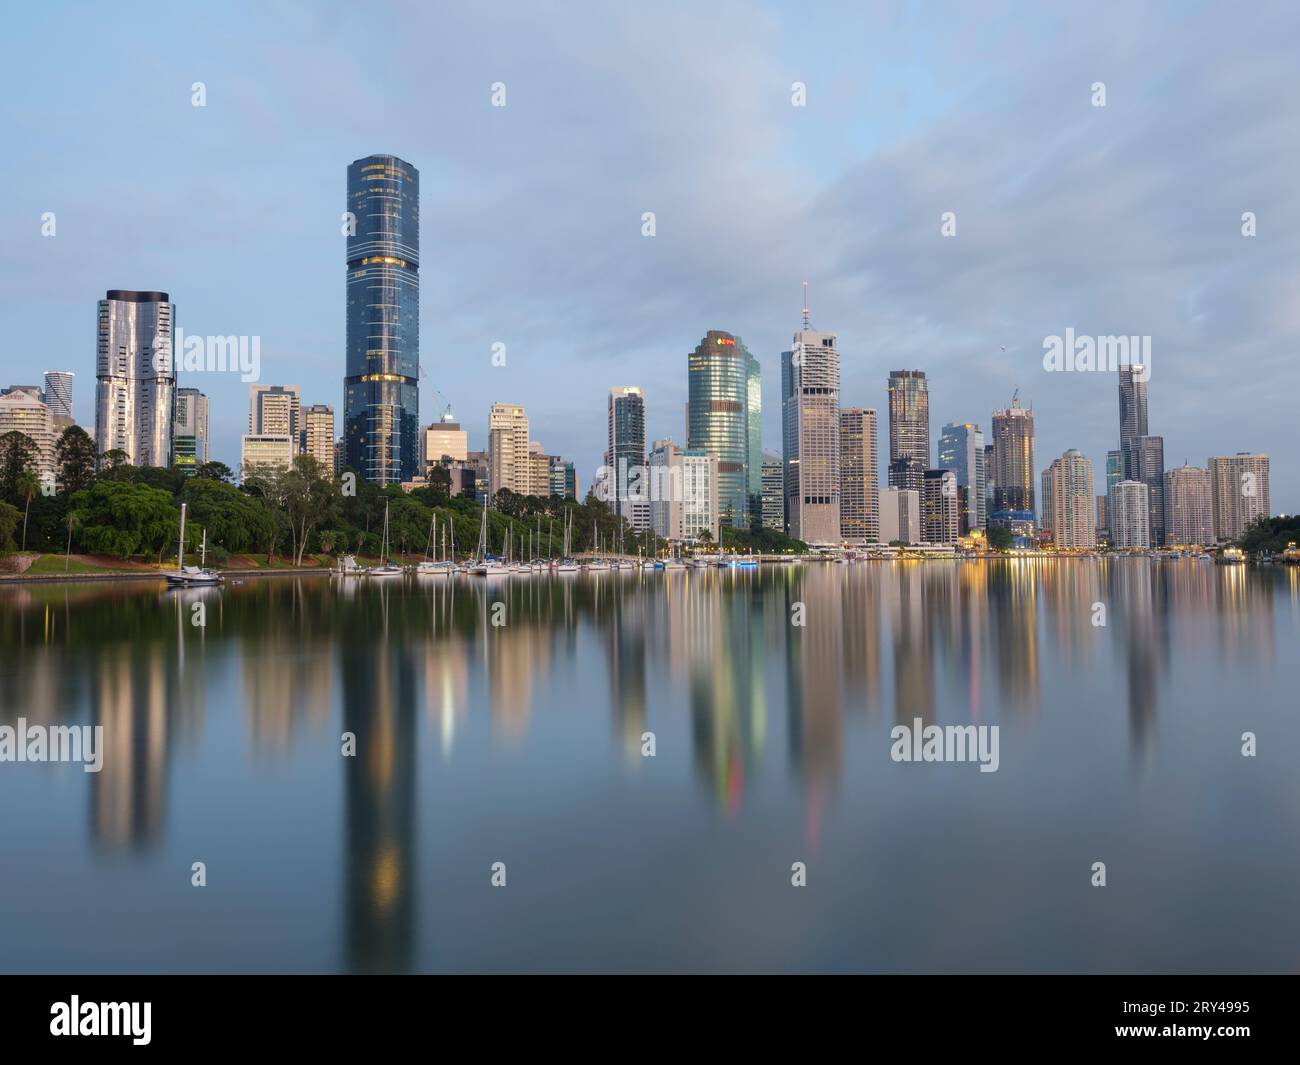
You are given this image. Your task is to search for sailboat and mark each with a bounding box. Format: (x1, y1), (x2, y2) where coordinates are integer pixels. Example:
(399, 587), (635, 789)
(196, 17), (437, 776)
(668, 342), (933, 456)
(417, 511), (454, 575)
(556, 509), (580, 573)
(470, 501), (508, 577)
(586, 520), (610, 571)
(167, 503), (223, 586)
(371, 500), (404, 577)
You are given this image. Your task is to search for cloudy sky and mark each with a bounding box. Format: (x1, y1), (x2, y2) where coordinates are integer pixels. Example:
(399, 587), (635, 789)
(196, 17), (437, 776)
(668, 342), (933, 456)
(3, 1), (1296, 507)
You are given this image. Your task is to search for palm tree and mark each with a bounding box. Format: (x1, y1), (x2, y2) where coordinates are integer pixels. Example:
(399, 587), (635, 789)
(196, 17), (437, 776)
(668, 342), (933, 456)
(15, 469), (39, 551)
(64, 510), (82, 572)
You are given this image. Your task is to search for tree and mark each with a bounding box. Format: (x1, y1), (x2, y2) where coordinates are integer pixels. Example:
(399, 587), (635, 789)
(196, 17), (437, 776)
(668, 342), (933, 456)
(15, 469), (39, 550)
(181, 477), (278, 555)
(55, 426), (97, 493)
(0, 500), (20, 554)
(0, 431), (39, 498)
(68, 481), (179, 560)
(195, 460), (234, 482)
(986, 524), (1014, 551)
(64, 509), (82, 571)
(245, 456), (338, 565)
(99, 448), (131, 472)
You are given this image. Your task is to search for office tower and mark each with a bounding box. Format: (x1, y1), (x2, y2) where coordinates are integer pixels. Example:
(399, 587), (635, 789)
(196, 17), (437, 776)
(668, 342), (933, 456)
(606, 386), (647, 524)
(649, 439), (719, 543)
(687, 330), (753, 529)
(922, 469), (961, 544)
(421, 408), (469, 471)
(43, 371), (74, 420)
(983, 443), (996, 514)
(241, 434), (295, 474)
(333, 438), (344, 476)
(1208, 453), (1271, 542)
(780, 315), (841, 544)
(302, 404), (336, 471)
(839, 409), (879, 543)
(1043, 449), (1096, 549)
(1117, 365), (1149, 477)
(0, 391), (55, 479)
(990, 393), (1035, 515)
(488, 403), (532, 497)
(746, 353), (762, 525)
(1096, 494), (1109, 541)
(1110, 480), (1150, 549)
(343, 153), (420, 484)
(1164, 464), (1213, 546)
(1040, 468), (1054, 540)
(248, 384), (301, 440)
(549, 456), (577, 499)
(760, 451), (784, 531)
(887, 368), (929, 470)
(1106, 449), (1124, 494)
(95, 290), (174, 466)
(1130, 434), (1165, 545)
(879, 486), (920, 545)
(938, 422), (986, 533)
(172, 386), (209, 475)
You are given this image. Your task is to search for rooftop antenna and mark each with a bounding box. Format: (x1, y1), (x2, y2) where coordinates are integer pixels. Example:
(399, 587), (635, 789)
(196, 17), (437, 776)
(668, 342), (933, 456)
(801, 280), (811, 330)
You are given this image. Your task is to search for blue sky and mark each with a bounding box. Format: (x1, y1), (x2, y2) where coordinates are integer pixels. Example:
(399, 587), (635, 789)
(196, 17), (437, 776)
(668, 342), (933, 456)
(2, 1), (1296, 507)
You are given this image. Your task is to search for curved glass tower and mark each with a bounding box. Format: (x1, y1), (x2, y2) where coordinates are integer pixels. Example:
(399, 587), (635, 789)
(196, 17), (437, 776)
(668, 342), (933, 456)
(687, 330), (754, 529)
(344, 154), (420, 484)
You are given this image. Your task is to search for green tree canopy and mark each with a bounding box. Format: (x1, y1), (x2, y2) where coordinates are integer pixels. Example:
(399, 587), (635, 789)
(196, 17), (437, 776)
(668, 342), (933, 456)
(55, 425), (97, 494)
(68, 481), (179, 560)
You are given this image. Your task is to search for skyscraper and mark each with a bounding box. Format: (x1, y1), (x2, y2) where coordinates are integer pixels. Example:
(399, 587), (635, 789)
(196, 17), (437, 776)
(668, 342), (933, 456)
(1208, 453), (1271, 542)
(95, 290), (174, 467)
(344, 154), (420, 484)
(760, 451), (784, 531)
(43, 371), (74, 421)
(606, 386), (647, 525)
(1042, 449), (1096, 549)
(922, 469), (960, 544)
(1105, 449), (1124, 494)
(990, 394), (1035, 516)
(421, 408), (469, 470)
(1130, 434), (1166, 546)
(687, 330), (753, 529)
(887, 370), (929, 487)
(1110, 480), (1151, 549)
(839, 408), (879, 543)
(488, 403), (532, 497)
(248, 384), (301, 439)
(746, 353), (762, 526)
(781, 316), (841, 544)
(937, 422), (986, 533)
(1164, 464), (1213, 547)
(1117, 365), (1149, 478)
(648, 438), (719, 543)
(0, 391), (55, 480)
(173, 386), (209, 475)
(302, 404), (336, 471)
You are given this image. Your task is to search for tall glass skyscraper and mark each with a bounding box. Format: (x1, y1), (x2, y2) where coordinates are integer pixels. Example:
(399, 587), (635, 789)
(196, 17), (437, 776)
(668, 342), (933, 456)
(344, 154), (420, 484)
(887, 370), (929, 489)
(1117, 365), (1148, 479)
(43, 371), (74, 420)
(991, 394), (1035, 516)
(687, 330), (754, 529)
(95, 290), (174, 467)
(938, 422), (986, 533)
(606, 386), (646, 523)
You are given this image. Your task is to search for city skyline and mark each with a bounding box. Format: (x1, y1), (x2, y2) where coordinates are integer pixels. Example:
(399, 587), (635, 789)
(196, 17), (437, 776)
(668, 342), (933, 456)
(4, 3), (1296, 513)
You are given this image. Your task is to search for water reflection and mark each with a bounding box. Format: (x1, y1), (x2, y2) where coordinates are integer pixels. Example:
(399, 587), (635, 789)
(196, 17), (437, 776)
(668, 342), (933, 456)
(0, 559), (1289, 971)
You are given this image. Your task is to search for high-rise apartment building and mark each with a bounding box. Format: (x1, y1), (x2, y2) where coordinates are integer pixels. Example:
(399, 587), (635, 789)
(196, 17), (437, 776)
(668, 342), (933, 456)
(990, 394), (1035, 515)
(887, 370), (929, 486)
(937, 422), (986, 533)
(343, 154), (420, 484)
(1042, 449), (1096, 549)
(0, 391), (55, 480)
(1208, 453), (1271, 542)
(43, 371), (74, 421)
(839, 409), (879, 543)
(687, 330), (756, 529)
(172, 386), (209, 475)
(549, 456), (578, 500)
(1117, 365), (1149, 478)
(922, 469), (960, 544)
(95, 290), (174, 467)
(606, 386), (646, 525)
(1130, 434), (1165, 546)
(1163, 464), (1213, 547)
(781, 319), (841, 544)
(302, 404), (336, 471)
(1109, 480), (1150, 549)
(488, 403), (532, 497)
(249, 385), (301, 439)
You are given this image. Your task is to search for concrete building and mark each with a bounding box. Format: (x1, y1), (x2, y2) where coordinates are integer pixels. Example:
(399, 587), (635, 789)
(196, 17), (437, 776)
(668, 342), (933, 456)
(241, 434), (295, 476)
(991, 394), (1034, 514)
(1109, 480), (1150, 549)
(43, 371), (74, 421)
(1208, 453), (1271, 542)
(781, 315), (840, 543)
(879, 486), (921, 545)
(1042, 449), (1096, 549)
(606, 386), (646, 525)
(649, 438), (719, 543)
(887, 370), (929, 486)
(488, 403), (532, 497)
(922, 469), (960, 544)
(95, 290), (175, 467)
(0, 390), (55, 480)
(839, 409), (879, 544)
(421, 409), (469, 472)
(760, 451), (784, 531)
(172, 387), (209, 475)
(302, 404), (335, 472)
(938, 422), (986, 533)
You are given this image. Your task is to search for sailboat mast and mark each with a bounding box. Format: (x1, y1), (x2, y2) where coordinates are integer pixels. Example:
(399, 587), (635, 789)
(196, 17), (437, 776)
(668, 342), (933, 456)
(177, 503), (187, 572)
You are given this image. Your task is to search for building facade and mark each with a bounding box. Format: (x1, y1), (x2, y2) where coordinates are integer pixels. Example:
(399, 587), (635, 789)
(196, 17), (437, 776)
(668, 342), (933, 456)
(990, 395), (1035, 515)
(937, 422), (986, 533)
(172, 386), (209, 475)
(1163, 463), (1213, 547)
(839, 409), (879, 544)
(1208, 453), (1271, 542)
(249, 384), (301, 439)
(887, 370), (929, 487)
(343, 154), (420, 484)
(606, 386), (647, 526)
(0, 391), (55, 480)
(879, 486), (921, 545)
(687, 330), (754, 529)
(302, 404), (336, 471)
(760, 452), (784, 531)
(648, 438), (719, 543)
(1130, 434), (1165, 546)
(1043, 449), (1096, 549)
(781, 325), (841, 544)
(241, 434), (295, 475)
(95, 290), (174, 467)
(421, 410), (469, 472)
(1117, 365), (1149, 478)
(488, 403), (532, 497)
(1109, 480), (1150, 549)
(922, 469), (960, 544)
(43, 371), (74, 421)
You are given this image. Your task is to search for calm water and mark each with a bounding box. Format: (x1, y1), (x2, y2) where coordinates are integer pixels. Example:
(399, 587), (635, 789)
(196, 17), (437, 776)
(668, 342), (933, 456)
(1, 560), (1298, 974)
